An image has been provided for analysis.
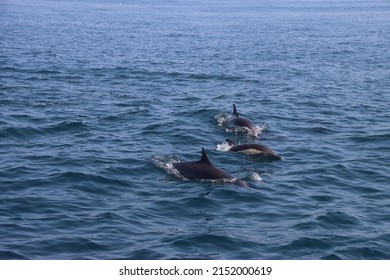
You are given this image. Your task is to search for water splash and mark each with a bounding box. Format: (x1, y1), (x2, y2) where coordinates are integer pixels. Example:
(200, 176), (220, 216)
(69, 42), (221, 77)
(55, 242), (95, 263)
(151, 155), (183, 179)
(249, 172), (263, 182)
(216, 141), (231, 152)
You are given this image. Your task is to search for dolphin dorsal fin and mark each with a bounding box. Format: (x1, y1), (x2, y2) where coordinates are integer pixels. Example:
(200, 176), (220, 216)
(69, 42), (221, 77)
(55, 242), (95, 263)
(200, 148), (213, 165)
(232, 104), (239, 117)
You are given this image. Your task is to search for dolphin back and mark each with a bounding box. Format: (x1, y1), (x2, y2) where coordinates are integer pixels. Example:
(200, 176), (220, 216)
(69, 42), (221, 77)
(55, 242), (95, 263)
(224, 104), (256, 134)
(173, 161), (234, 181)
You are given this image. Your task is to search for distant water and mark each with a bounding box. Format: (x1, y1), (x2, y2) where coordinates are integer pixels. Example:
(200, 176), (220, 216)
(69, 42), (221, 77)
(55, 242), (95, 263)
(1, 0), (390, 260)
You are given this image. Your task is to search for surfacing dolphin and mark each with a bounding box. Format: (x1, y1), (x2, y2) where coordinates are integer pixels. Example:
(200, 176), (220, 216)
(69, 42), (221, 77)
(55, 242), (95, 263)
(224, 104), (256, 134)
(226, 139), (282, 160)
(173, 148), (248, 187)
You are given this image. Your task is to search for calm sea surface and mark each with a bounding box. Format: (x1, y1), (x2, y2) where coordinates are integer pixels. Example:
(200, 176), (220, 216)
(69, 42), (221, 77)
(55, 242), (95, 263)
(1, 0), (389, 259)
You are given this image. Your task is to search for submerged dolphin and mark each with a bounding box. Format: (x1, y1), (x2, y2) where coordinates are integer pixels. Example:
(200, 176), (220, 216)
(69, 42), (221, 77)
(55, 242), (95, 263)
(173, 148), (248, 187)
(226, 139), (282, 160)
(224, 104), (256, 134)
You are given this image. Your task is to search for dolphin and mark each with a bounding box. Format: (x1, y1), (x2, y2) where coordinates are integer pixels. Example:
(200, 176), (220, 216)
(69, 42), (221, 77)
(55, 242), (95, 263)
(173, 148), (248, 187)
(226, 139), (282, 160)
(223, 104), (256, 134)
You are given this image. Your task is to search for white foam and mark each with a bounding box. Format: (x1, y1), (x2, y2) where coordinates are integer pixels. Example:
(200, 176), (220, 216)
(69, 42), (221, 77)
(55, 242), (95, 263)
(249, 172), (263, 181)
(151, 155), (183, 179)
(252, 124), (267, 137)
(214, 112), (229, 127)
(216, 141), (232, 152)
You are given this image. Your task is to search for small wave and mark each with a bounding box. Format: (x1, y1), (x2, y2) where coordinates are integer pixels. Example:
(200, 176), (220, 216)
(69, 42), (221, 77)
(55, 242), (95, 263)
(315, 211), (361, 229)
(0, 126), (42, 140)
(45, 121), (89, 134)
(341, 245), (390, 260)
(0, 250), (28, 260)
(309, 126), (335, 134)
(49, 171), (127, 193)
(40, 236), (107, 258)
(249, 172), (263, 182)
(0, 121), (89, 142)
(349, 131), (390, 143)
(282, 236), (331, 252)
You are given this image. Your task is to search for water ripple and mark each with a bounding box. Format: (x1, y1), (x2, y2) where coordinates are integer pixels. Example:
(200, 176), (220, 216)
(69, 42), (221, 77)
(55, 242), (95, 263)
(1, 0), (389, 260)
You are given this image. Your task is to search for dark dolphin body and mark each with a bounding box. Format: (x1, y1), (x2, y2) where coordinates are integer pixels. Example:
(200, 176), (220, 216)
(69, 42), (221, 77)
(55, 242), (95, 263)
(226, 139), (282, 160)
(224, 104), (256, 134)
(173, 148), (248, 187)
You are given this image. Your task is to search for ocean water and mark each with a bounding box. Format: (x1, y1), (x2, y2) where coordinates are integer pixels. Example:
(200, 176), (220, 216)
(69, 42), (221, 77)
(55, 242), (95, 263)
(1, 0), (389, 260)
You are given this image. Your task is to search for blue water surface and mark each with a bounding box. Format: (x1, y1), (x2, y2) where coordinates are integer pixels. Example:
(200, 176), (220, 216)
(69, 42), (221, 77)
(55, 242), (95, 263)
(1, 0), (390, 259)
